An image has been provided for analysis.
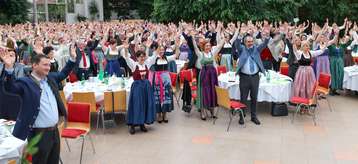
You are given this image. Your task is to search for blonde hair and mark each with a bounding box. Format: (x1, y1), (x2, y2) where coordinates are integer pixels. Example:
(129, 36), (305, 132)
(300, 40), (310, 50)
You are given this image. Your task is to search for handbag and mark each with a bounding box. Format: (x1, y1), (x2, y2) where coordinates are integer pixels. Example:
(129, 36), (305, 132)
(271, 102), (288, 116)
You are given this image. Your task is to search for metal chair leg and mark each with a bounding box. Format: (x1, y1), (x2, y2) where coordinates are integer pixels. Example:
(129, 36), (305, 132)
(80, 136), (85, 164)
(65, 138), (71, 152)
(96, 110), (100, 130)
(88, 133), (96, 154)
(213, 107), (220, 125)
(239, 109), (246, 128)
(326, 98), (333, 112)
(60, 157), (63, 164)
(292, 104), (301, 124)
(227, 110), (233, 132)
(312, 106), (317, 126)
(101, 109), (105, 133)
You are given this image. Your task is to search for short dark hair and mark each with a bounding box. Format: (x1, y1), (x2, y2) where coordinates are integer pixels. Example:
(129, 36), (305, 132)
(135, 50), (146, 58)
(31, 54), (49, 64)
(42, 46), (54, 55)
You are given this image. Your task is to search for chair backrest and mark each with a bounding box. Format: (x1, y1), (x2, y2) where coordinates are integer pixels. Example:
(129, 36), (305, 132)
(59, 90), (67, 110)
(280, 66), (289, 76)
(215, 86), (231, 109)
(355, 58), (358, 64)
(67, 102), (91, 129)
(217, 66), (227, 76)
(169, 72), (178, 87)
(104, 90), (126, 113)
(72, 92), (97, 113)
(68, 71), (78, 83)
(318, 73), (331, 89)
(179, 69), (193, 83)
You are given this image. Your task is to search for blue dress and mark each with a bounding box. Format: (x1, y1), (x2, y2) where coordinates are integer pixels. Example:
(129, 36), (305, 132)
(126, 65), (156, 125)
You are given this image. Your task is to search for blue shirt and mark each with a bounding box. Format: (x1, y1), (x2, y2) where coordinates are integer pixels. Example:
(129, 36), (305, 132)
(32, 75), (59, 128)
(240, 48), (259, 75)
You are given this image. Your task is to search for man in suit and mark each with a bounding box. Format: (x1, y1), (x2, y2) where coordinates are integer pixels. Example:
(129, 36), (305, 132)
(0, 45), (77, 164)
(74, 37), (99, 80)
(234, 27), (271, 125)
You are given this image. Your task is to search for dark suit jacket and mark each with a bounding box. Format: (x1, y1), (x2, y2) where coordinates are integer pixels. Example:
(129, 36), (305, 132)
(2, 60), (76, 140)
(0, 63), (26, 120)
(74, 39), (100, 74)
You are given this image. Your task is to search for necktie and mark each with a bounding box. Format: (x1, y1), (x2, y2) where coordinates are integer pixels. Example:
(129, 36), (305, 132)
(249, 56), (255, 73)
(81, 50), (87, 68)
(248, 48), (255, 73)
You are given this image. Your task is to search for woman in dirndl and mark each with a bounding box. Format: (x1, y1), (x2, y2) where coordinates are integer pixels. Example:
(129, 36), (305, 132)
(191, 31), (225, 120)
(292, 39), (331, 99)
(146, 39), (180, 123)
(313, 35), (331, 80)
(101, 37), (123, 77)
(123, 48), (156, 135)
(328, 33), (352, 95)
(219, 28), (239, 72)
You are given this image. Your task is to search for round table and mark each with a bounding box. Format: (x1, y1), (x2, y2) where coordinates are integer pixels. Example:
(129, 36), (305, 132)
(343, 65), (358, 91)
(218, 71), (293, 102)
(0, 120), (26, 164)
(63, 77), (133, 106)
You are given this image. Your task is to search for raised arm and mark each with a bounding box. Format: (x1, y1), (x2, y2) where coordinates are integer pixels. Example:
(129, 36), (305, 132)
(167, 36), (181, 62)
(52, 45), (78, 82)
(257, 27), (271, 52)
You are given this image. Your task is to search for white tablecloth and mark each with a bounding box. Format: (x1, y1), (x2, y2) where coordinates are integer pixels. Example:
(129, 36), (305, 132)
(63, 77), (132, 107)
(343, 65), (358, 91)
(0, 121), (26, 164)
(218, 71), (293, 102)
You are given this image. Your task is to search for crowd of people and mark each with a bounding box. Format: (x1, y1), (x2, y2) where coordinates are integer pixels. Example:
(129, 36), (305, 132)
(1, 19), (358, 163)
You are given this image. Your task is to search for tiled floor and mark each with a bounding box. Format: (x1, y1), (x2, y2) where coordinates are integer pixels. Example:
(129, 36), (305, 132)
(61, 92), (358, 164)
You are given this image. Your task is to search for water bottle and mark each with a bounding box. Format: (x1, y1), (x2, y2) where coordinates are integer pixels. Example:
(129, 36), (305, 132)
(81, 73), (85, 85)
(98, 69), (104, 81)
(266, 70), (271, 82)
(104, 72), (109, 85)
(121, 75), (125, 89)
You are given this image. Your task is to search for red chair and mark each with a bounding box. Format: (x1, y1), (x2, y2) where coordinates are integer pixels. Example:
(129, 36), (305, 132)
(354, 57), (358, 64)
(317, 73), (332, 112)
(61, 102), (95, 164)
(68, 71), (78, 83)
(214, 86), (247, 131)
(169, 72), (180, 107)
(216, 66), (227, 76)
(280, 66), (289, 76)
(290, 81), (319, 125)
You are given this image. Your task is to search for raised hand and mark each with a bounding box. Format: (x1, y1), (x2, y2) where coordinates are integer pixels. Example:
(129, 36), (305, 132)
(0, 49), (15, 69)
(70, 43), (77, 59)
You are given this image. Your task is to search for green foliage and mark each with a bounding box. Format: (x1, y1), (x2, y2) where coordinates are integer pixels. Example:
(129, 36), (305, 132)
(89, 0), (99, 20)
(150, 0), (357, 23)
(130, 0), (153, 19)
(21, 133), (43, 164)
(77, 14), (87, 22)
(0, 0), (31, 24)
